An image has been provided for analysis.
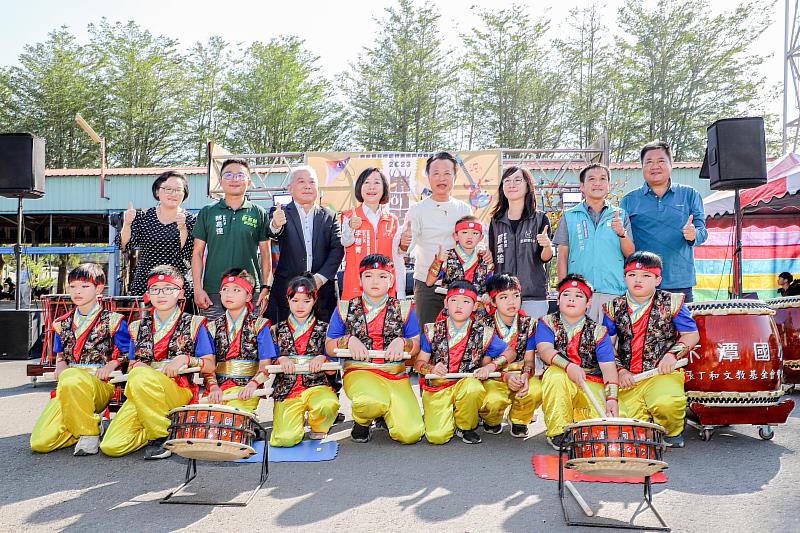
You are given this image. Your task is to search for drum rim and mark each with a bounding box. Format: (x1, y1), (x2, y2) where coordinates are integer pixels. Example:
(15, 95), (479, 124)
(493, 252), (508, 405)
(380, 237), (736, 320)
(165, 437), (255, 450)
(565, 456), (669, 473)
(564, 417), (667, 433)
(163, 438), (256, 460)
(167, 403), (259, 420)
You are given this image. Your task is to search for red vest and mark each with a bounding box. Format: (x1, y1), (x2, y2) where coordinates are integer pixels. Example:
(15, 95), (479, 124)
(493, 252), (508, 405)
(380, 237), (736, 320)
(341, 204), (399, 300)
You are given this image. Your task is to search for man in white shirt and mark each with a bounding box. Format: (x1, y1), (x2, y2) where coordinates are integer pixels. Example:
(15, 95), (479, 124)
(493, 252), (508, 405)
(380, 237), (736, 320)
(401, 152), (472, 330)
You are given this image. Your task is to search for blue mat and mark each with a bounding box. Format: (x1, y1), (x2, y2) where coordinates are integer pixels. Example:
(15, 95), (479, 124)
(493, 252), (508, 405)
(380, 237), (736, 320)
(234, 439), (339, 463)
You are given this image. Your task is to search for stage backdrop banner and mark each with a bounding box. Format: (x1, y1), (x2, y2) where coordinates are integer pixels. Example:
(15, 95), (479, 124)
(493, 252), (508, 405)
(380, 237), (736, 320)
(307, 150), (502, 225)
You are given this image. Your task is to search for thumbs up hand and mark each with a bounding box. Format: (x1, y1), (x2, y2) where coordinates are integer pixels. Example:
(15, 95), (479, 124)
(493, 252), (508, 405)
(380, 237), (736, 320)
(437, 245), (448, 262)
(682, 214), (696, 242)
(272, 202), (287, 228)
(536, 224), (551, 247)
(611, 210), (625, 237)
(175, 208), (187, 228)
(123, 201), (136, 225)
(399, 221), (412, 250)
(349, 213), (363, 230)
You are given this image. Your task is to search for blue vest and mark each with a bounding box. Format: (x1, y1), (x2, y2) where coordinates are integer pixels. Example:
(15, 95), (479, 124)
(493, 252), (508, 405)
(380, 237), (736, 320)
(564, 202), (626, 295)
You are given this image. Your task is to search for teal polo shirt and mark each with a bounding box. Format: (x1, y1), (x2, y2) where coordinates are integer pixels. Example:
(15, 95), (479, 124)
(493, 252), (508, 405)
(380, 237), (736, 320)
(193, 198), (269, 293)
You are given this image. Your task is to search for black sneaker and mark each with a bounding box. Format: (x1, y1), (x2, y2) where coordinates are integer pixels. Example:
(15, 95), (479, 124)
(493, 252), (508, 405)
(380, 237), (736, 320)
(547, 434), (568, 451)
(510, 423), (529, 438)
(664, 434), (685, 448)
(144, 437), (172, 460)
(455, 428), (482, 444)
(350, 422), (371, 443)
(374, 417), (388, 431)
(482, 423), (502, 435)
(334, 412), (346, 424)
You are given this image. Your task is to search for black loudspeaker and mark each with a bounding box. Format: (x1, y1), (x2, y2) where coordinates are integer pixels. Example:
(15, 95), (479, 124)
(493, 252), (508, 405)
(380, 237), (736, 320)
(0, 133), (46, 198)
(704, 117), (767, 191)
(0, 310), (43, 359)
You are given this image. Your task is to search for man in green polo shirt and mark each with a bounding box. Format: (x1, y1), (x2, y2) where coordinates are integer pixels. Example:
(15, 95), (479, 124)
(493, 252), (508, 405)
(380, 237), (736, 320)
(192, 158), (272, 319)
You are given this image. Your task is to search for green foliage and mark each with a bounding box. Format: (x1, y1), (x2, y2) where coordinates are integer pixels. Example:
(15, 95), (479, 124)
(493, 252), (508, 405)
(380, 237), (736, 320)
(186, 36), (229, 164)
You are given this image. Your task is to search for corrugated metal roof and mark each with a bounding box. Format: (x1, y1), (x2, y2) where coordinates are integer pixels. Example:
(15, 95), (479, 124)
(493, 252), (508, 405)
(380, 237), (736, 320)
(45, 166), (206, 176)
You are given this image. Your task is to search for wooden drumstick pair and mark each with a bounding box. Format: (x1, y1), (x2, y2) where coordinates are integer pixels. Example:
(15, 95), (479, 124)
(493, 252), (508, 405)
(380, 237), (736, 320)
(333, 348), (411, 360)
(265, 363), (342, 374)
(200, 388), (273, 403)
(109, 365), (203, 384)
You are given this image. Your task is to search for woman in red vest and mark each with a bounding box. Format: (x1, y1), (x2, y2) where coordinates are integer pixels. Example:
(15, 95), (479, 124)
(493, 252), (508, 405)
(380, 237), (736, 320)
(340, 168), (405, 300)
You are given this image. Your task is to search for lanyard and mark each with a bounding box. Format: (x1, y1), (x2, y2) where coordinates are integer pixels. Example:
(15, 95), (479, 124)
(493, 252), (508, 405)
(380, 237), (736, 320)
(154, 307), (180, 340)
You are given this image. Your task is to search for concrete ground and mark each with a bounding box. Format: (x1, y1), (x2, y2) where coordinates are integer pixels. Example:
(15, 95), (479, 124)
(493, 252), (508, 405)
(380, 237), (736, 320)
(1, 359), (798, 532)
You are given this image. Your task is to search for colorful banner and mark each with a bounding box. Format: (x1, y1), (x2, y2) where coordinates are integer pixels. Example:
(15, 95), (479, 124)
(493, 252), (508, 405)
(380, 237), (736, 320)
(307, 150), (502, 224)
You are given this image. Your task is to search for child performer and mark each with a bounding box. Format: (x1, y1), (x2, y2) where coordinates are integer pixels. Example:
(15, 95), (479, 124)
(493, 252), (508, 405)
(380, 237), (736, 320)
(414, 280), (515, 444)
(30, 263), (131, 456)
(204, 268), (275, 413)
(268, 275), (339, 447)
(426, 215), (493, 306)
(536, 274), (619, 450)
(478, 274), (542, 438)
(602, 251), (699, 448)
(326, 254), (424, 444)
(99, 265), (215, 460)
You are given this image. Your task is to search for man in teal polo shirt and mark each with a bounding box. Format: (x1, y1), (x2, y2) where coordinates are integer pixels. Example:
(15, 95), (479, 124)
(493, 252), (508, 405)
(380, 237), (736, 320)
(553, 163), (635, 320)
(192, 158), (272, 319)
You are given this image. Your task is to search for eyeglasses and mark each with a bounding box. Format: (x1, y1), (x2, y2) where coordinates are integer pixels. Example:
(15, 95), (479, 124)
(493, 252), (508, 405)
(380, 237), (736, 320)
(159, 186), (184, 195)
(147, 286), (181, 295)
(222, 172), (249, 181)
(503, 177), (526, 185)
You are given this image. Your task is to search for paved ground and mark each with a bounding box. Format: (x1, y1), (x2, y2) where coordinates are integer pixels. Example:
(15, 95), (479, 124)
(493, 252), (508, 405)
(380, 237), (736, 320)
(1, 359), (799, 532)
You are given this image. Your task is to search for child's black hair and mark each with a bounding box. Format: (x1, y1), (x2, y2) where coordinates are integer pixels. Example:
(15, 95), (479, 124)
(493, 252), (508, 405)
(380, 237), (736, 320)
(68, 263), (106, 286)
(624, 251), (663, 270)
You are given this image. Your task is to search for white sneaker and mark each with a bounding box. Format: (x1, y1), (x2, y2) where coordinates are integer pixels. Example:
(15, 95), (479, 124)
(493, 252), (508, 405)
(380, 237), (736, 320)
(74, 435), (99, 456)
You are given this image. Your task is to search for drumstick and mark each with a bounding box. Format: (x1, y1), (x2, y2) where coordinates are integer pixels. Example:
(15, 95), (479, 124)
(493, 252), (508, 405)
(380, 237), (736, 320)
(424, 372), (503, 379)
(565, 481), (594, 517)
(200, 388), (273, 403)
(580, 381), (607, 417)
(109, 365), (202, 384)
(265, 363), (342, 373)
(333, 349), (411, 360)
(626, 358), (689, 387)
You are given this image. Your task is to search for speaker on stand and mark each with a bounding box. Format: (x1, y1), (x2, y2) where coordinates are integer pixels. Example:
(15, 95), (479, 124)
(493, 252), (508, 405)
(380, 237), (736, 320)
(700, 117), (767, 298)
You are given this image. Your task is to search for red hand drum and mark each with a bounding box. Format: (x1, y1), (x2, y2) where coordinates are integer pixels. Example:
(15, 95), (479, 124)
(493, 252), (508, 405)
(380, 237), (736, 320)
(164, 404), (259, 461)
(767, 296), (800, 385)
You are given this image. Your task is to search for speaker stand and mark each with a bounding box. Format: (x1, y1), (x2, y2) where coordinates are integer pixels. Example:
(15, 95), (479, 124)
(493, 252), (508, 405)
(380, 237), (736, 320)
(14, 197), (23, 311)
(732, 188), (743, 299)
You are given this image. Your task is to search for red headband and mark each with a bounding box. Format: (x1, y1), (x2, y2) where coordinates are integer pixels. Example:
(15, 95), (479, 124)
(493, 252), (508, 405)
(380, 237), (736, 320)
(488, 287), (520, 300)
(70, 276), (104, 287)
(221, 275), (253, 296)
(147, 273), (184, 289)
(558, 279), (592, 300)
(624, 262), (662, 276)
(359, 260), (393, 275)
(287, 283), (317, 299)
(447, 286), (478, 302)
(455, 220), (483, 233)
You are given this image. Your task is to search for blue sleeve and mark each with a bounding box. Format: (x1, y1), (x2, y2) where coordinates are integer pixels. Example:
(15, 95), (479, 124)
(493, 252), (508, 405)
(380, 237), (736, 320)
(595, 333), (615, 363)
(620, 193), (630, 214)
(257, 327), (277, 360)
(525, 331), (537, 351)
(113, 319), (132, 354)
(673, 304), (698, 332)
(128, 340), (135, 361)
(403, 308), (421, 338)
(326, 308), (347, 339)
(193, 324), (215, 357)
(485, 333), (508, 358)
(533, 319), (555, 345)
(689, 189), (708, 246)
(419, 332), (432, 354)
(602, 314), (618, 337)
(53, 332), (63, 354)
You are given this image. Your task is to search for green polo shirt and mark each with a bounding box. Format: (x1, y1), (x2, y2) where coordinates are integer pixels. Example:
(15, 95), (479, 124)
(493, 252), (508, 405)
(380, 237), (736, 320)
(193, 198), (269, 293)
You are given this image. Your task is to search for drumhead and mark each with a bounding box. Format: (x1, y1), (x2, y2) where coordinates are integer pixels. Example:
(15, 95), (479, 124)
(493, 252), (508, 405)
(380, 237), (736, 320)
(164, 438), (256, 461)
(766, 296), (800, 309)
(686, 299), (774, 315)
(565, 457), (668, 477)
(167, 403), (259, 420)
(564, 417), (667, 433)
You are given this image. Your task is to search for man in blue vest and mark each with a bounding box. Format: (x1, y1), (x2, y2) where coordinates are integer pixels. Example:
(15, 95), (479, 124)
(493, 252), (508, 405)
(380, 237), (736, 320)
(553, 163), (635, 320)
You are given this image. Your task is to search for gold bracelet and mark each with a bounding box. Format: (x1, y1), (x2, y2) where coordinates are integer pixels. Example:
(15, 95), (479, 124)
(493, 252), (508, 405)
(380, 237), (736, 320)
(550, 353), (571, 370)
(251, 371), (268, 385)
(604, 382), (619, 399)
(667, 342), (688, 358)
(491, 355), (507, 370)
(403, 338), (413, 351)
(417, 362), (432, 375)
(337, 335), (350, 349)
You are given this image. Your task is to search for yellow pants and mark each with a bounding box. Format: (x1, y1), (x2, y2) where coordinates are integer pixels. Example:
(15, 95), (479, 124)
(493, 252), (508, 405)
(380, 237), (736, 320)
(479, 375), (543, 426)
(421, 378), (486, 445)
(221, 385), (260, 413)
(343, 370), (424, 444)
(270, 385), (339, 447)
(541, 366), (608, 437)
(99, 365), (192, 457)
(619, 370), (686, 437)
(30, 368), (114, 453)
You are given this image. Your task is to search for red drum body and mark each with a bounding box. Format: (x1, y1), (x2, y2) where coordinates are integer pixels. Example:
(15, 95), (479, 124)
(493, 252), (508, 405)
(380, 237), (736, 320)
(563, 418), (667, 477)
(102, 296), (145, 324)
(165, 404), (259, 461)
(685, 300), (782, 403)
(767, 296), (800, 385)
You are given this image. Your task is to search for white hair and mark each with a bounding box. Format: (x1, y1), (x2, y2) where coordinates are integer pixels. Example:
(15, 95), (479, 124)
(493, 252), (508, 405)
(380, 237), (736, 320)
(288, 165), (319, 184)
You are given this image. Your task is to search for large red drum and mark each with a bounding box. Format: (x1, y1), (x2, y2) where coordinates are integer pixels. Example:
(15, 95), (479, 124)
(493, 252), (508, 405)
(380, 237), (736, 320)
(767, 296), (800, 385)
(685, 300), (783, 404)
(164, 404), (259, 461)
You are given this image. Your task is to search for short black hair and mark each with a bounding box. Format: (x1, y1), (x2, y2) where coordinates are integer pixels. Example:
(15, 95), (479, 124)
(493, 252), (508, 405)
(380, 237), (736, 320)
(447, 279), (477, 294)
(640, 140), (672, 163)
(220, 158), (251, 174)
(68, 263), (106, 286)
(221, 267), (256, 288)
(286, 274), (318, 300)
(359, 253), (393, 273)
(485, 274), (521, 297)
(557, 273), (593, 293)
(152, 170), (189, 201)
(625, 250), (663, 270)
(579, 163), (610, 183)
(425, 151), (458, 175)
(148, 264), (183, 280)
(354, 167), (390, 204)
(779, 272), (793, 283)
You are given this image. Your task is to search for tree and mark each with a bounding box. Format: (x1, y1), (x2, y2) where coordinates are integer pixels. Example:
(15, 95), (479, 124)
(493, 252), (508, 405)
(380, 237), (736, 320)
(186, 36), (229, 165)
(88, 19), (190, 166)
(220, 36), (344, 153)
(0, 68), (12, 132)
(344, 0), (455, 151)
